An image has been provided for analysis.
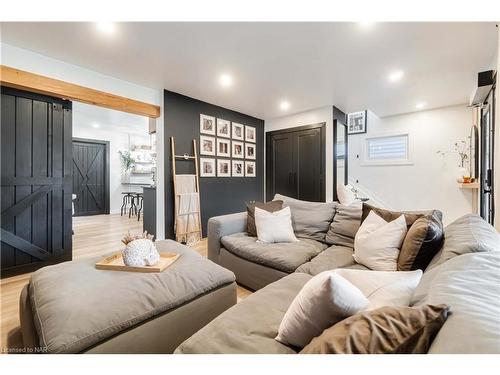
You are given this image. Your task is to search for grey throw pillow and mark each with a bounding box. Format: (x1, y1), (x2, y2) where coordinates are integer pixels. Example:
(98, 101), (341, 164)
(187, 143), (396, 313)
(429, 214), (499, 269)
(273, 194), (337, 242)
(325, 202), (362, 248)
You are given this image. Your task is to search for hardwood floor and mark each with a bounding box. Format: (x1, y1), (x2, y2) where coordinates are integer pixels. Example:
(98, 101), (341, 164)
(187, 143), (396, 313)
(0, 214), (252, 352)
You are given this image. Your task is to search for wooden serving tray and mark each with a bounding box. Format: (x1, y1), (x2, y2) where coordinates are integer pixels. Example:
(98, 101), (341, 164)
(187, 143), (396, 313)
(95, 252), (181, 273)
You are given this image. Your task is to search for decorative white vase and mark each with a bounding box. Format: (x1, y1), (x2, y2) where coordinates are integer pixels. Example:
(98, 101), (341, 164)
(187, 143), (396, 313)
(456, 166), (468, 182)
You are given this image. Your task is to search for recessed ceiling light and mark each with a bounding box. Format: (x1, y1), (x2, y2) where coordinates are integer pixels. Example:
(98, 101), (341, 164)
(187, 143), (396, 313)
(279, 101), (290, 111)
(96, 22), (116, 35)
(388, 70), (404, 82)
(219, 73), (233, 88)
(415, 102), (426, 110)
(358, 22), (375, 29)
(91, 123), (100, 128)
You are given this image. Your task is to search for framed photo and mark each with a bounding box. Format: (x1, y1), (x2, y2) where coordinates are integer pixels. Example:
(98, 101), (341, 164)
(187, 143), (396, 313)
(232, 122), (244, 140)
(200, 114), (216, 135)
(200, 135), (215, 156)
(245, 143), (256, 160)
(232, 141), (244, 159)
(217, 159), (231, 177)
(217, 138), (231, 157)
(232, 160), (244, 177)
(347, 110), (367, 135)
(200, 158), (216, 177)
(245, 126), (256, 143)
(216, 118), (231, 138)
(245, 161), (256, 177)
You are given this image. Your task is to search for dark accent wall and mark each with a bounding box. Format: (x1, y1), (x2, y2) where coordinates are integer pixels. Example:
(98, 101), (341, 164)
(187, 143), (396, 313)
(164, 90), (265, 238)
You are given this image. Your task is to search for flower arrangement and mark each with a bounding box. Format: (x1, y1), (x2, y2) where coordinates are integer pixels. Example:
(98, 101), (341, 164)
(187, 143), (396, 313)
(436, 139), (469, 168)
(118, 150), (135, 172)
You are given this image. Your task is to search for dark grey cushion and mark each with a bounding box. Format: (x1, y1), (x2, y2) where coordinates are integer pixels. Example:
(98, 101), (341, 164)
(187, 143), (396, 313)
(273, 194), (337, 242)
(325, 202), (362, 248)
(296, 245), (368, 275)
(221, 233), (327, 273)
(29, 240), (236, 353)
(429, 214), (499, 269)
(175, 272), (312, 354)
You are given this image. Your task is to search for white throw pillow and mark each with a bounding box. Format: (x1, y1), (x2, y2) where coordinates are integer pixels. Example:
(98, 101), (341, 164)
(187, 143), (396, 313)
(337, 184), (356, 206)
(275, 272), (369, 348)
(333, 268), (423, 309)
(254, 206), (298, 243)
(353, 211), (407, 271)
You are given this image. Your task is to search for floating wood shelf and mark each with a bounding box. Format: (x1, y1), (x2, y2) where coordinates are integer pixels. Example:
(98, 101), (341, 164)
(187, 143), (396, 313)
(459, 182), (480, 189)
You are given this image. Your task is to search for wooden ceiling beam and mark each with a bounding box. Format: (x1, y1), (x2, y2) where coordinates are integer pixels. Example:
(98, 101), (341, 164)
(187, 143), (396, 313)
(0, 65), (160, 118)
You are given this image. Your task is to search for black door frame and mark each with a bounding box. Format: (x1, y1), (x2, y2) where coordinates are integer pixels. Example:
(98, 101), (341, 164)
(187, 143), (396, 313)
(266, 122), (326, 201)
(332, 106), (348, 201)
(72, 137), (110, 215)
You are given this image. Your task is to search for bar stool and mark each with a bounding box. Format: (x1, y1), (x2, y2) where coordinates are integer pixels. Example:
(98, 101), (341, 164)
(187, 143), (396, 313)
(121, 192), (137, 217)
(136, 193), (144, 221)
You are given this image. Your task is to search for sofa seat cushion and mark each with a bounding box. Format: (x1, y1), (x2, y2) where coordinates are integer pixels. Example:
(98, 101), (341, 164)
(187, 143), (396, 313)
(417, 252), (500, 353)
(175, 272), (312, 354)
(296, 245), (368, 275)
(29, 240), (236, 353)
(221, 233), (327, 273)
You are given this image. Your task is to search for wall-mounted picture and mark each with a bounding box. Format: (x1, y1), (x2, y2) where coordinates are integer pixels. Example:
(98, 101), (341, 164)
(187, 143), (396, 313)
(232, 141), (244, 158)
(200, 158), (216, 177)
(347, 110), (367, 135)
(232, 160), (244, 177)
(217, 118), (231, 138)
(245, 126), (256, 143)
(217, 159), (231, 177)
(200, 135), (215, 156)
(232, 123), (244, 140)
(217, 138), (231, 157)
(200, 114), (216, 135)
(245, 161), (256, 177)
(245, 143), (256, 160)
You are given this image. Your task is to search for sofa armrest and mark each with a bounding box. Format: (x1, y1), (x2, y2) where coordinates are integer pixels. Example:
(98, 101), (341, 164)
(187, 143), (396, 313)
(207, 212), (247, 263)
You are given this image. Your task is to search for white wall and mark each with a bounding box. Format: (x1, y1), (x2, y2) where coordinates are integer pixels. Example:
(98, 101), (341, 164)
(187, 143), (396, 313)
(495, 28), (500, 231)
(265, 106), (334, 201)
(1, 43), (166, 236)
(348, 105), (473, 225)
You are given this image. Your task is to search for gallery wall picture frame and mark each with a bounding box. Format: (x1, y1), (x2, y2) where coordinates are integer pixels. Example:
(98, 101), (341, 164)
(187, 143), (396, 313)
(217, 118), (231, 138)
(245, 125), (256, 143)
(217, 159), (231, 177)
(347, 110), (367, 135)
(200, 114), (216, 135)
(245, 161), (256, 177)
(232, 160), (245, 177)
(217, 138), (231, 157)
(232, 140), (244, 159)
(200, 158), (216, 177)
(232, 122), (244, 140)
(200, 135), (216, 156)
(245, 143), (256, 160)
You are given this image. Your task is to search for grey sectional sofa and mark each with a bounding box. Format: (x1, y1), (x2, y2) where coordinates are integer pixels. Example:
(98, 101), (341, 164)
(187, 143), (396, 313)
(179, 212), (500, 354)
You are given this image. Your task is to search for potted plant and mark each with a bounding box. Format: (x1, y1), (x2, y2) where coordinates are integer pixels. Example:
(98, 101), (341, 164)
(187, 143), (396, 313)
(437, 138), (470, 182)
(119, 150), (135, 185)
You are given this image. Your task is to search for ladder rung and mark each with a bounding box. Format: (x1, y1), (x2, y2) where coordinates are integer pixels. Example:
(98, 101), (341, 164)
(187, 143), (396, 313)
(176, 211), (200, 216)
(176, 230), (202, 235)
(174, 154), (196, 160)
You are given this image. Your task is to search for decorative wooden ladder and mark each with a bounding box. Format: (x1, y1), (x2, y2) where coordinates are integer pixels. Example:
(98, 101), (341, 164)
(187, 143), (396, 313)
(170, 137), (202, 244)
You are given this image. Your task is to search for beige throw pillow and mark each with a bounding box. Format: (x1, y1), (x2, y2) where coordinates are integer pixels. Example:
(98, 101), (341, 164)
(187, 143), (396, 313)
(275, 272), (369, 348)
(254, 206), (298, 243)
(354, 211), (407, 271)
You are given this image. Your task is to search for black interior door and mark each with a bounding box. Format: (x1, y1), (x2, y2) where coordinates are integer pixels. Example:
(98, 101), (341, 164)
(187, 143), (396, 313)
(266, 123), (325, 202)
(1, 87), (72, 278)
(480, 98), (495, 225)
(72, 139), (109, 216)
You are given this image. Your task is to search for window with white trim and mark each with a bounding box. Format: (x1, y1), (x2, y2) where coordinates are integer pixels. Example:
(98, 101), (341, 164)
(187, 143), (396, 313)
(363, 134), (411, 165)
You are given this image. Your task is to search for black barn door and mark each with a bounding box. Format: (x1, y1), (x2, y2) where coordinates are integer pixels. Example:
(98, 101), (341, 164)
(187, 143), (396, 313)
(1, 87), (72, 277)
(72, 139), (109, 216)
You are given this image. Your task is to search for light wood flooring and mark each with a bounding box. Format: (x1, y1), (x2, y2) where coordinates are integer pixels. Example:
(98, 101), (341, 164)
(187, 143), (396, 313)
(0, 214), (252, 352)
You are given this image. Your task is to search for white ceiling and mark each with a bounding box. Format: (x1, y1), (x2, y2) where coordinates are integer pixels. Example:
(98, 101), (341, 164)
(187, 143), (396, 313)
(73, 102), (149, 135)
(1, 22), (498, 119)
